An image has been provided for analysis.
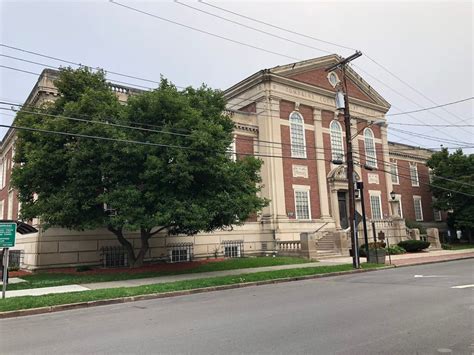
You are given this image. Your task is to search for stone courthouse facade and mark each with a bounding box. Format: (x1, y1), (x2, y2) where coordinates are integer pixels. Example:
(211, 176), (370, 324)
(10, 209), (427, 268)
(1, 55), (445, 269)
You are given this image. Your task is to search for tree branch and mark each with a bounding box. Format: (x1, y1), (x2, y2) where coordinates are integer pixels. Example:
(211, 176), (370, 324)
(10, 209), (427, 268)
(149, 225), (169, 237)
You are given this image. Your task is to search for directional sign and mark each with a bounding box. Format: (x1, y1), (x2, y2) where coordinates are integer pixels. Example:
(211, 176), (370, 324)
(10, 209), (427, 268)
(0, 223), (16, 248)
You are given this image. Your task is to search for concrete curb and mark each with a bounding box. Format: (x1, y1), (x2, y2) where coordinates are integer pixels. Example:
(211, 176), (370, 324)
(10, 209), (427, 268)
(0, 266), (393, 319)
(1, 255), (472, 319)
(391, 254), (474, 268)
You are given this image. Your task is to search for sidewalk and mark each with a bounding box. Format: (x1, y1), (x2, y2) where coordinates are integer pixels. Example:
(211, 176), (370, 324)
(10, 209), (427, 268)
(321, 248), (474, 266)
(4, 249), (473, 298)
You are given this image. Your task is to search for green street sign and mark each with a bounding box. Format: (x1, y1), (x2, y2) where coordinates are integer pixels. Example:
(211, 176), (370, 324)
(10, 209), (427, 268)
(0, 223), (16, 248)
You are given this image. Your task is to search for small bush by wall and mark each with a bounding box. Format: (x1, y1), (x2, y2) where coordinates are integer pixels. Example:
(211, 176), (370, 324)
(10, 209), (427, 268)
(386, 245), (406, 254)
(398, 240), (430, 252)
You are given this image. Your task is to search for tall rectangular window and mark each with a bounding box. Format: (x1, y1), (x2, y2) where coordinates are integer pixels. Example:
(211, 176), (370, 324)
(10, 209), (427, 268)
(7, 190), (13, 220)
(390, 161), (399, 184)
(227, 135), (236, 162)
(290, 112), (306, 158)
(410, 163), (419, 187)
(433, 209), (442, 221)
(330, 120), (344, 162)
(369, 194), (382, 220)
(413, 197), (423, 221)
(294, 190), (311, 220)
(0, 200), (4, 219)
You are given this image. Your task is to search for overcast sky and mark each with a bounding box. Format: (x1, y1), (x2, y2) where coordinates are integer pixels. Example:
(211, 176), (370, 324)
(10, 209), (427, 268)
(0, 0), (472, 152)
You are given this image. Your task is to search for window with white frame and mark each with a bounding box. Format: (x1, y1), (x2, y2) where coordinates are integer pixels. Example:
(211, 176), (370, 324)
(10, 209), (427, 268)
(397, 200), (403, 218)
(413, 197), (423, 221)
(390, 160), (399, 184)
(369, 194), (383, 220)
(227, 135), (236, 162)
(290, 111), (306, 158)
(169, 245), (193, 263)
(7, 190), (13, 220)
(294, 189), (311, 220)
(0, 159), (4, 189)
(364, 128), (377, 168)
(223, 241), (243, 258)
(410, 163), (419, 187)
(433, 208), (442, 221)
(330, 120), (344, 162)
(0, 200), (4, 219)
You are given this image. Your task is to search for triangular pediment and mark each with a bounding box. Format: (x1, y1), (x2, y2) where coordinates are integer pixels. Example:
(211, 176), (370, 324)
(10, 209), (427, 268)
(269, 55), (390, 111)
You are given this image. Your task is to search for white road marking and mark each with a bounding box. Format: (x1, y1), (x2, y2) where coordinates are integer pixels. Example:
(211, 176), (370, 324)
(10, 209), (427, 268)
(414, 275), (449, 278)
(451, 284), (474, 289)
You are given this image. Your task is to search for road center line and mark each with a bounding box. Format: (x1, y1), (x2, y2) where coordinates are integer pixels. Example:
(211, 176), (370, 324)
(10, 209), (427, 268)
(451, 284), (474, 289)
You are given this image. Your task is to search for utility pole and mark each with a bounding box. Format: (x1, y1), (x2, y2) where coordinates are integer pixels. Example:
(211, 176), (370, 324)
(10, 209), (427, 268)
(326, 51), (362, 269)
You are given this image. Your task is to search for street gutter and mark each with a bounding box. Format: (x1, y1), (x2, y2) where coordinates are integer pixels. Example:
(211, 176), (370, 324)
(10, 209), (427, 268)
(0, 266), (393, 319)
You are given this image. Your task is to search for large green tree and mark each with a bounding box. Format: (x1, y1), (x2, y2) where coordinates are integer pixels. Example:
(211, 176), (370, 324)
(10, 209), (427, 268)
(427, 148), (474, 241)
(12, 68), (267, 267)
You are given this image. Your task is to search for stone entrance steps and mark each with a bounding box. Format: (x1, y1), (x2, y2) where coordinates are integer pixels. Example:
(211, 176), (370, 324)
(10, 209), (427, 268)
(315, 232), (341, 258)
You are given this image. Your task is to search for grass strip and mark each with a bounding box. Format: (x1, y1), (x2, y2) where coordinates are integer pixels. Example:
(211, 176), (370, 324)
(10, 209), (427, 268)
(0, 263), (383, 313)
(442, 244), (474, 250)
(8, 257), (310, 291)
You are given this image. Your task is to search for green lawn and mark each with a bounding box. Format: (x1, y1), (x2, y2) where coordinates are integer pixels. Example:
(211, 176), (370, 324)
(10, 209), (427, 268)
(443, 243), (474, 250)
(8, 257), (310, 291)
(0, 263), (384, 313)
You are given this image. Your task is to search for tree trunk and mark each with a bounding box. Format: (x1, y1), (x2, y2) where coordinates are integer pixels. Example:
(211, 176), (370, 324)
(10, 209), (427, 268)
(107, 225), (167, 268)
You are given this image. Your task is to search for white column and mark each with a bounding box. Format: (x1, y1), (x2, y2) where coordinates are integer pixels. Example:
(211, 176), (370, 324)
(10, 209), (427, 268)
(313, 108), (331, 219)
(381, 123), (394, 215)
(256, 95), (287, 221)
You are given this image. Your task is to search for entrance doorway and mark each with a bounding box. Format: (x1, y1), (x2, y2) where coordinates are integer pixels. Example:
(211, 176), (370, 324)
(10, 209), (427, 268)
(337, 191), (349, 229)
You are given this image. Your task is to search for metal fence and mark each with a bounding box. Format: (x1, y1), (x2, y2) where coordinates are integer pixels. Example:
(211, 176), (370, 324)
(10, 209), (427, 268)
(0, 250), (23, 269)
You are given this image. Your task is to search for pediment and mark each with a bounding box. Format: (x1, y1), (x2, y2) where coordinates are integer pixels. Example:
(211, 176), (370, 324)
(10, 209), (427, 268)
(269, 55), (390, 112)
(327, 165), (360, 182)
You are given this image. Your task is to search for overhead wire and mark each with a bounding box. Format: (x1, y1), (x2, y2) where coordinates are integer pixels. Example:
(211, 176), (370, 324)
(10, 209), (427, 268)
(185, 2), (471, 143)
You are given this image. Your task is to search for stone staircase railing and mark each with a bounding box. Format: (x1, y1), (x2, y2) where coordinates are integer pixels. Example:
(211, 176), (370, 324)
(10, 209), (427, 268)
(277, 241), (301, 256)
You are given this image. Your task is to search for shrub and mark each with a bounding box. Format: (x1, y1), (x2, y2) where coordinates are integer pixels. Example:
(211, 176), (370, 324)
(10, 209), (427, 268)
(405, 220), (427, 234)
(359, 242), (386, 257)
(398, 240), (430, 252)
(441, 243), (453, 250)
(386, 245), (406, 255)
(76, 265), (93, 272)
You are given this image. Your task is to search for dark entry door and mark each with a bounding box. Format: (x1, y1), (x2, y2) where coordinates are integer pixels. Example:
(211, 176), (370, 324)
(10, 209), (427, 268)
(338, 191), (349, 229)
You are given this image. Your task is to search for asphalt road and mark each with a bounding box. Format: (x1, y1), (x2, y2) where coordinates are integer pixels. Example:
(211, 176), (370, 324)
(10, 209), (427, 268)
(1, 260), (473, 355)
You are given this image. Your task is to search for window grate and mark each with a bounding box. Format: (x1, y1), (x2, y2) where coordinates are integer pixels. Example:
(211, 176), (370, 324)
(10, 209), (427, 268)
(101, 246), (129, 268)
(222, 240), (244, 258)
(0, 250), (23, 269)
(168, 243), (193, 263)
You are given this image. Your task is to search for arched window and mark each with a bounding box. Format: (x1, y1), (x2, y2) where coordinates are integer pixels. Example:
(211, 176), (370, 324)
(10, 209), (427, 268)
(330, 120), (344, 162)
(364, 128), (377, 168)
(290, 111), (306, 158)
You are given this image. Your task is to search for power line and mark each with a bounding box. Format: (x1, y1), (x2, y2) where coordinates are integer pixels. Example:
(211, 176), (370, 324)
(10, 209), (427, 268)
(385, 97), (473, 116)
(198, 0), (356, 52)
(109, 0), (300, 62)
(0, 53), (155, 91)
(189, 3), (470, 141)
(0, 43), (178, 88)
(3, 108), (472, 195)
(175, 0), (332, 55)
(390, 122), (473, 127)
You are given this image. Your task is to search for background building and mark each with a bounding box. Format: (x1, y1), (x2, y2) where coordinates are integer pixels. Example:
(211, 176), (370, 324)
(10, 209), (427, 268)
(1, 56), (446, 269)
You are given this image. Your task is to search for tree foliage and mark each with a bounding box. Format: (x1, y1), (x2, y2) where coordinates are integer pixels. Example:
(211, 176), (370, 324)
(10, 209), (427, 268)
(426, 148), (474, 232)
(12, 67), (268, 267)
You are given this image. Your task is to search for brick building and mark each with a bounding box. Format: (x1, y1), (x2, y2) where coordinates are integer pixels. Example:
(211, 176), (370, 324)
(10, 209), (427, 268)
(1, 55), (446, 269)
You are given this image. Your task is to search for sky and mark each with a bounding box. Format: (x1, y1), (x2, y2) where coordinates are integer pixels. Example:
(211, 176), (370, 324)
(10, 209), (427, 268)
(0, 0), (473, 152)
